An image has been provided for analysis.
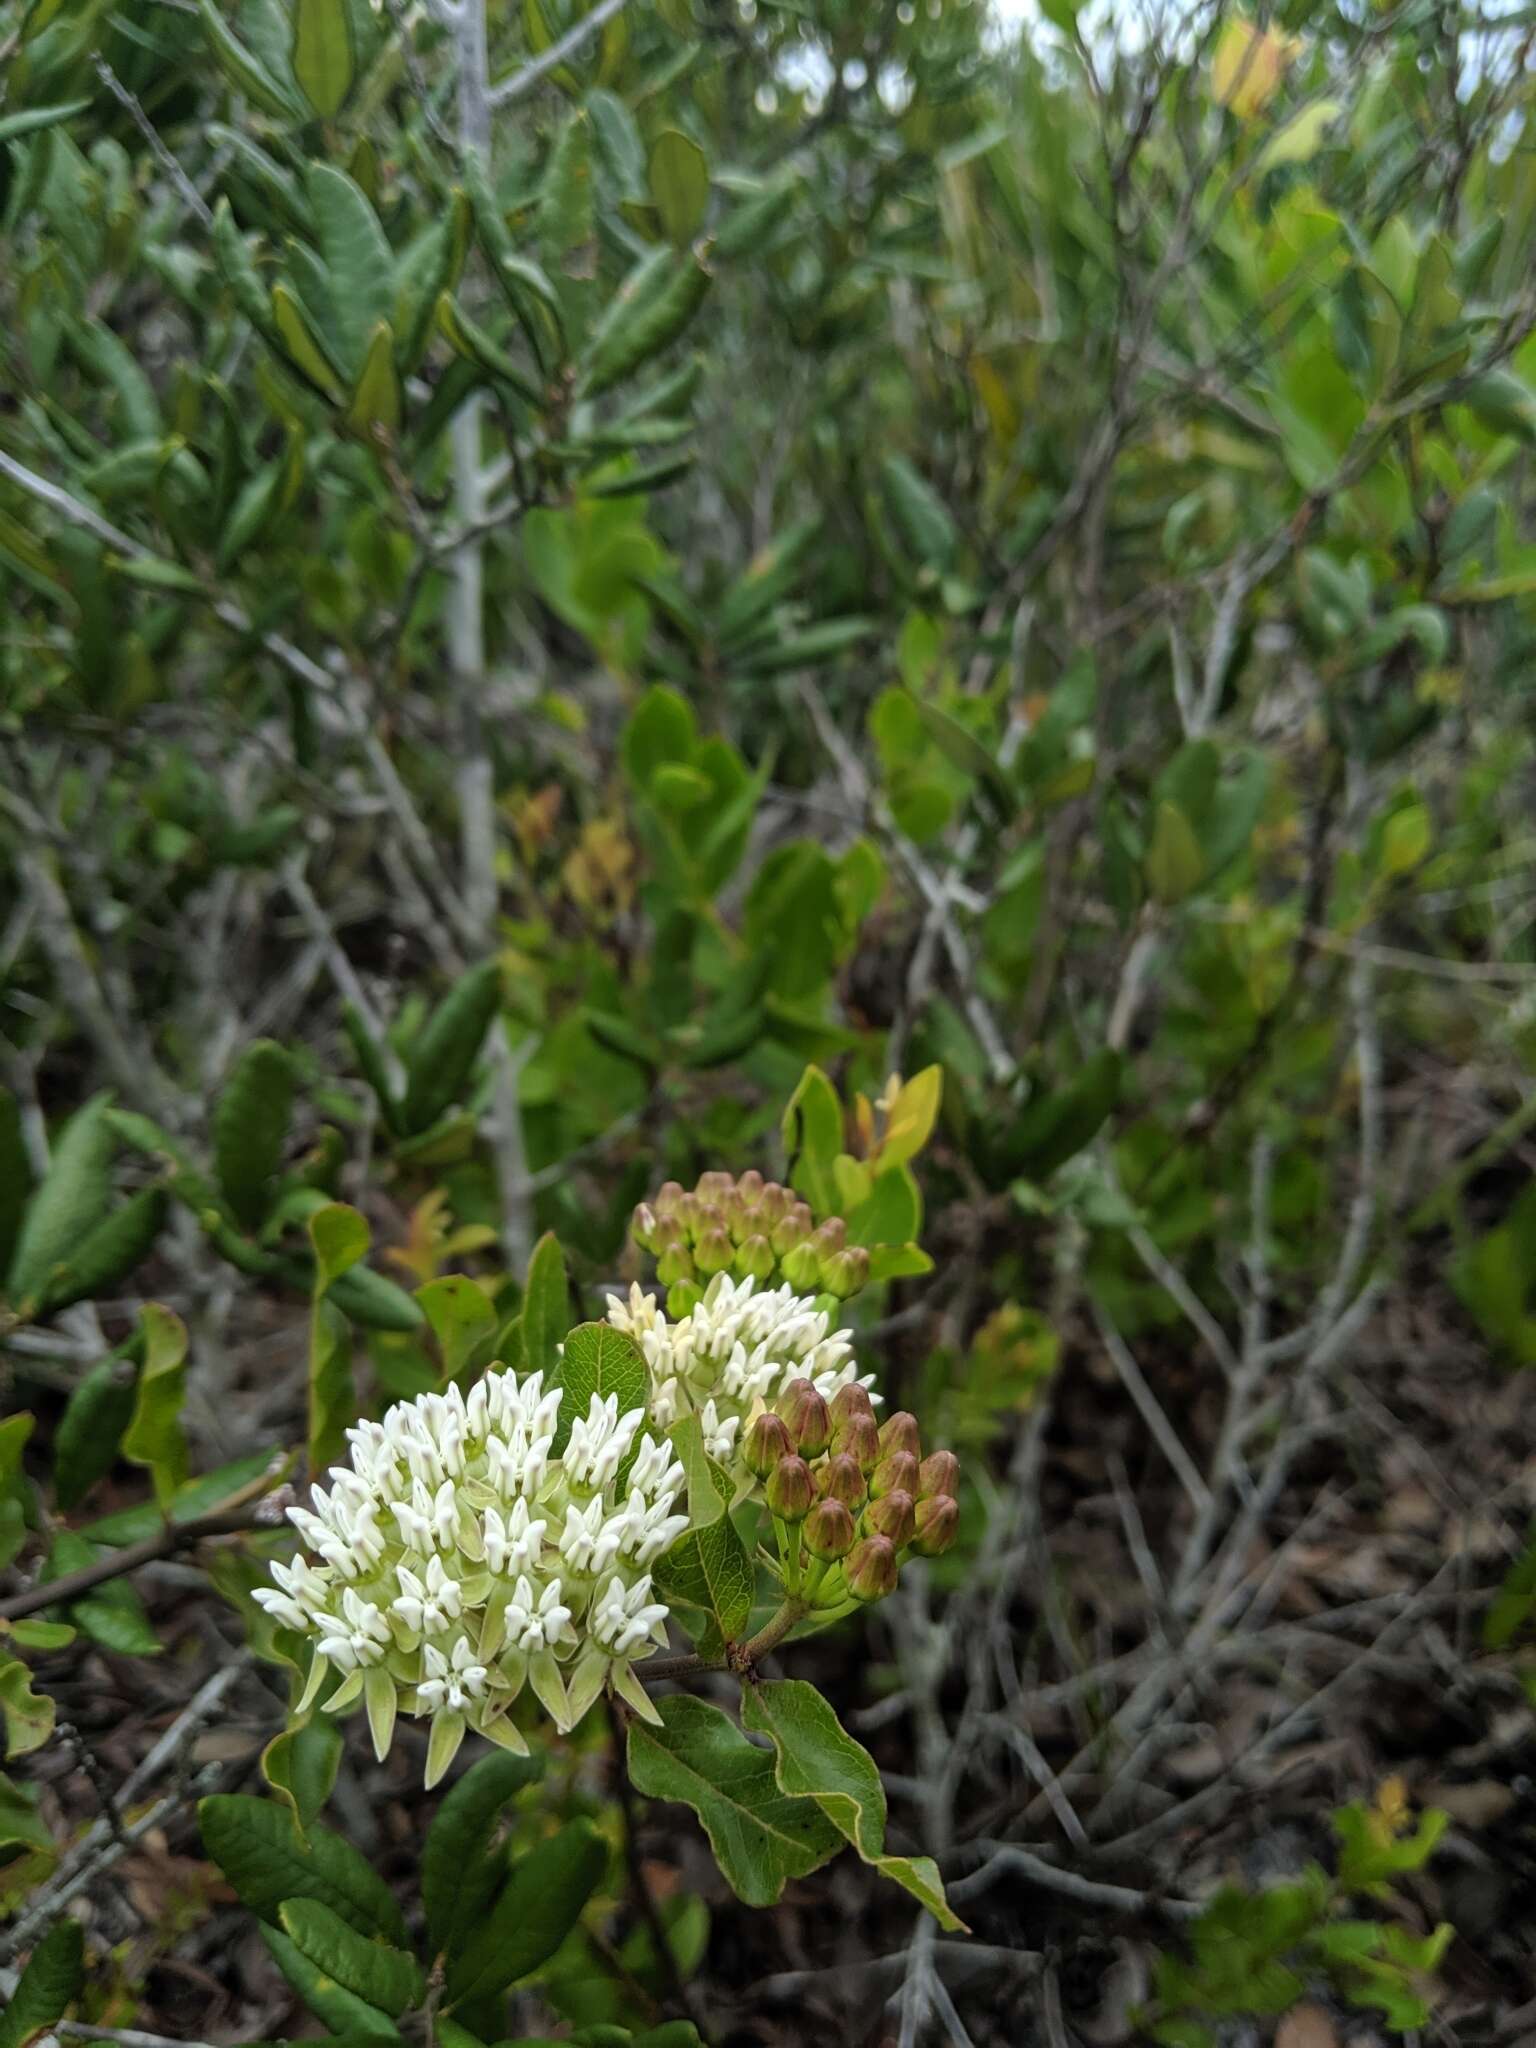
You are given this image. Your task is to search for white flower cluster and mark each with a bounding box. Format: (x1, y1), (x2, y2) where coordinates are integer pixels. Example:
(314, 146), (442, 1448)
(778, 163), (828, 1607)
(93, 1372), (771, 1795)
(255, 1370), (687, 1785)
(604, 1272), (878, 1469)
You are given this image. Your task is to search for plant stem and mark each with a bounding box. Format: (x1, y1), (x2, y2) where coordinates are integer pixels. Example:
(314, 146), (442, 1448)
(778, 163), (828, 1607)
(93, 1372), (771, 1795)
(642, 1595), (809, 1685)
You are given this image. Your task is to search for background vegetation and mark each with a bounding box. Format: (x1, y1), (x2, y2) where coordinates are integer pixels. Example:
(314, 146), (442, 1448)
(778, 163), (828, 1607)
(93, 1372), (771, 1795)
(3, 0), (1536, 2039)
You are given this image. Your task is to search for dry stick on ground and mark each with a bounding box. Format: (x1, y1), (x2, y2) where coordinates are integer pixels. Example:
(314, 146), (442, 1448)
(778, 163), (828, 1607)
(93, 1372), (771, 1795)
(0, 1653), (256, 1965)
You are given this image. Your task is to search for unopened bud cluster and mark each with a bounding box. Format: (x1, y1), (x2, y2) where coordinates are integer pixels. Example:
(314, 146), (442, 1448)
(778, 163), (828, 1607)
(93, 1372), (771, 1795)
(631, 1170), (870, 1313)
(747, 1381), (960, 1609)
(255, 1372), (687, 1787)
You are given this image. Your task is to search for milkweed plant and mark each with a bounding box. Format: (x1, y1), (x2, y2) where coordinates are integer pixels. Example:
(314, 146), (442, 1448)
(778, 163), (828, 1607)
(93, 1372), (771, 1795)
(239, 1065), (966, 1966)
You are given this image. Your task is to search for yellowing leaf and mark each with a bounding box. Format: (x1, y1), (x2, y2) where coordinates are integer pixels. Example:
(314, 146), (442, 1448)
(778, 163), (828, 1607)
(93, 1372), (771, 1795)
(1212, 17), (1301, 117)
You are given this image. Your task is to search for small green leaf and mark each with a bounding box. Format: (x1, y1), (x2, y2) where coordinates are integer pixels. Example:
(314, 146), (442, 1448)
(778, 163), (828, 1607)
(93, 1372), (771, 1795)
(423, 1748), (546, 1962)
(0, 1657), (55, 1760)
(196, 0), (304, 118)
(0, 1089), (32, 1283)
(263, 1713), (344, 1833)
(520, 1231), (569, 1380)
(345, 322), (401, 438)
(38, 1185), (166, 1312)
(417, 1275), (497, 1383)
(664, 1413), (726, 1532)
(122, 1302), (189, 1510)
(400, 960), (502, 1138)
(310, 1203), (370, 1292)
(1145, 800), (1205, 904)
(292, 0), (355, 116)
(649, 128), (709, 246)
(279, 1898), (424, 2017)
(654, 1506), (751, 1656)
(214, 1039), (296, 1230)
(781, 1065), (843, 1215)
(579, 244), (712, 398)
(0, 1917), (84, 2048)
(199, 1792), (409, 1942)
(626, 1695), (842, 1909)
(259, 1925), (401, 2040)
(306, 163), (396, 381)
(555, 1322), (647, 1441)
(7, 1091), (114, 1309)
(447, 1819), (606, 2003)
(740, 1680), (964, 1929)
(0, 99), (89, 146)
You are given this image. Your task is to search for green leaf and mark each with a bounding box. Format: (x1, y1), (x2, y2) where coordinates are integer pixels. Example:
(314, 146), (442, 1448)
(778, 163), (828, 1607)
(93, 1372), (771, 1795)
(1145, 800), (1205, 904)
(38, 1185), (166, 1313)
(1003, 1050), (1122, 1182)
(0, 1090), (32, 1284)
(310, 1202), (370, 1291)
(579, 244), (712, 399)
(306, 163), (395, 380)
(447, 1819), (607, 2003)
(279, 1899), (424, 2018)
(423, 1748), (545, 1962)
(0, 1657), (55, 1760)
(0, 1917), (83, 2048)
(292, 0), (355, 116)
(400, 960), (502, 1137)
(417, 1275), (497, 1383)
(626, 1695), (842, 1908)
(520, 1231), (569, 1379)
(649, 128), (709, 246)
(555, 1322), (647, 1440)
(664, 1413), (726, 1530)
(536, 110), (593, 260)
(308, 1296), (353, 1476)
(263, 1713), (344, 1833)
(345, 322), (401, 437)
(327, 1265), (426, 1333)
(199, 1793), (409, 1943)
(622, 682), (696, 791)
(654, 1505), (752, 1657)
(213, 1039), (296, 1230)
(7, 1091), (114, 1309)
(740, 1680), (964, 1930)
(260, 1925), (401, 2040)
(271, 282), (345, 397)
(0, 99), (89, 146)
(53, 1345), (139, 1508)
(122, 1302), (189, 1511)
(880, 456), (958, 573)
(197, 0), (304, 118)
(781, 1065), (843, 1215)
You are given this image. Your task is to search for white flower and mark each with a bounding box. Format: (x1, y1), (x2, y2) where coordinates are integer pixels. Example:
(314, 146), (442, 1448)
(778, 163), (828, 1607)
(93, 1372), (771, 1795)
(505, 1573), (575, 1654)
(418, 1635), (488, 1715)
(483, 1497), (546, 1576)
(269, 1360), (686, 1782)
(392, 1555), (463, 1635)
(589, 1573), (670, 1659)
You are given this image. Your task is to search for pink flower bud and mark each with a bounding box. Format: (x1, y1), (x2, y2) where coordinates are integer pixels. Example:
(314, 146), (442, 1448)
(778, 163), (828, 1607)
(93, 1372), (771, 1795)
(743, 1411), (793, 1481)
(829, 1383), (875, 1428)
(870, 1450), (919, 1501)
(846, 1535), (899, 1602)
(766, 1454), (814, 1523)
(694, 1226), (734, 1276)
(815, 1453), (867, 1511)
(912, 1494), (959, 1557)
(865, 1489), (916, 1547)
(804, 1498), (856, 1562)
(631, 1202), (661, 1250)
(776, 1378), (831, 1458)
(831, 1410), (879, 1475)
(877, 1411), (922, 1461)
(918, 1450), (959, 1501)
